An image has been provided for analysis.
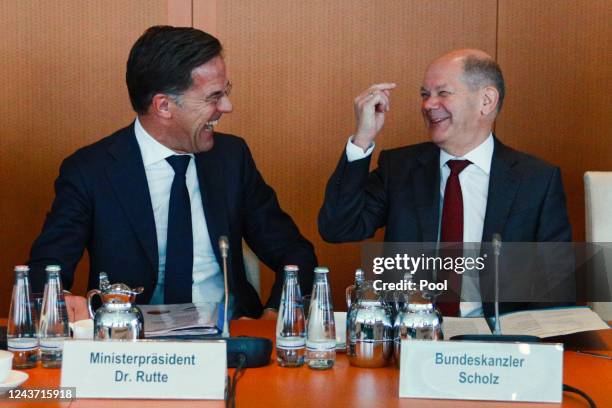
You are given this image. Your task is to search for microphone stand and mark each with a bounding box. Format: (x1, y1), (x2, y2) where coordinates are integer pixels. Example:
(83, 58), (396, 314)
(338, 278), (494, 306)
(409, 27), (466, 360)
(450, 234), (539, 343)
(147, 236), (272, 369)
(211, 236), (272, 368)
(219, 236), (230, 338)
(493, 233), (502, 335)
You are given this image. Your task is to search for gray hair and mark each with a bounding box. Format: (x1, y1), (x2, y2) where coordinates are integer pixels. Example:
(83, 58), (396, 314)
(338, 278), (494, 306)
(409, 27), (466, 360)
(461, 56), (505, 112)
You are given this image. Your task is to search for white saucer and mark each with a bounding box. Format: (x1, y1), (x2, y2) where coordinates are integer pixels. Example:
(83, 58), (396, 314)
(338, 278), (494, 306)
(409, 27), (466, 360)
(0, 371), (29, 394)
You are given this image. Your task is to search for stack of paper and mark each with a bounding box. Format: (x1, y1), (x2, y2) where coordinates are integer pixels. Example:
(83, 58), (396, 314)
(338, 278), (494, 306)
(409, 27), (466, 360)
(443, 306), (610, 339)
(139, 303), (220, 338)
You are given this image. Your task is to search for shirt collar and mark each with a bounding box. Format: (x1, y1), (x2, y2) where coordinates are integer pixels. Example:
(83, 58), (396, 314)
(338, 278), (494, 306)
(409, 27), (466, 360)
(439, 132), (494, 175)
(134, 117), (192, 167)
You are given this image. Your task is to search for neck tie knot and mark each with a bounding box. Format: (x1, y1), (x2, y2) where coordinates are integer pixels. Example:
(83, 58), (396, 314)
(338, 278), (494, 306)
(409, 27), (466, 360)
(166, 155), (191, 176)
(446, 160), (472, 176)
(446, 159), (471, 176)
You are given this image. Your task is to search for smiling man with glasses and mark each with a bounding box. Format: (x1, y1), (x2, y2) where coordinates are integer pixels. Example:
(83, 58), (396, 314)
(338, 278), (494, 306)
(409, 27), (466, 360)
(28, 26), (317, 322)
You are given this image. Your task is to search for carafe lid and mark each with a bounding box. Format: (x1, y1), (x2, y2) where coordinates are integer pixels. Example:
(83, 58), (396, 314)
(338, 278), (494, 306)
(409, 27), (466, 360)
(101, 283), (144, 304)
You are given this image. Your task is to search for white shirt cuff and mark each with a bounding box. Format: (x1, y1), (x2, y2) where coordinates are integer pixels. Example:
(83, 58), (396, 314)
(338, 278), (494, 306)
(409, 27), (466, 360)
(345, 135), (375, 162)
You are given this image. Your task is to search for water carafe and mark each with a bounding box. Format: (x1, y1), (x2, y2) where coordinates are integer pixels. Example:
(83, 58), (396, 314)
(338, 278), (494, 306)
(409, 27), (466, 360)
(346, 280), (393, 367)
(393, 290), (443, 364)
(87, 273), (144, 340)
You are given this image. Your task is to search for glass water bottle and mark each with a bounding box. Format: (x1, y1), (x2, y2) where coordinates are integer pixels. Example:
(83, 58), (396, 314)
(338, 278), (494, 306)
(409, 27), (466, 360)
(39, 265), (70, 368)
(306, 266), (336, 369)
(7, 265), (39, 368)
(275, 265), (306, 367)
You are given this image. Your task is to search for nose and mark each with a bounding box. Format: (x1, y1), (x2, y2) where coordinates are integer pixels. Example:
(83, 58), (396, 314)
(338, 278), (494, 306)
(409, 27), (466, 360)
(422, 95), (438, 111)
(218, 95), (233, 113)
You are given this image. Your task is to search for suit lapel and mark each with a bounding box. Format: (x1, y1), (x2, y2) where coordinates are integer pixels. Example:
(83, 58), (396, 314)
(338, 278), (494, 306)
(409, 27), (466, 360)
(411, 145), (440, 242)
(106, 125), (158, 272)
(481, 137), (520, 242)
(195, 148), (229, 267)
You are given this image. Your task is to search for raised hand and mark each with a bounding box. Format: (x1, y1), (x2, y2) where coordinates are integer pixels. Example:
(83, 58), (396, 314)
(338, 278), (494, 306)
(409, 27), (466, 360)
(353, 83), (397, 150)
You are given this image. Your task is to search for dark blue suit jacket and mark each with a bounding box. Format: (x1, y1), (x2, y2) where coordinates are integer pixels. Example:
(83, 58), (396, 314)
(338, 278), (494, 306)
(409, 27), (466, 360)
(29, 124), (316, 317)
(319, 137), (572, 314)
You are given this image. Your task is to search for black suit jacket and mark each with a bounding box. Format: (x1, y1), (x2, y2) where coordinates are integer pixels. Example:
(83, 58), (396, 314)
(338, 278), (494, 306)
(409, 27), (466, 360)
(29, 124), (316, 318)
(319, 137), (572, 314)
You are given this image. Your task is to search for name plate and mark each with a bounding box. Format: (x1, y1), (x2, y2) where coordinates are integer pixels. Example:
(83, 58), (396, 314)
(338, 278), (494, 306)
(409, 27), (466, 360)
(61, 340), (226, 399)
(399, 340), (563, 403)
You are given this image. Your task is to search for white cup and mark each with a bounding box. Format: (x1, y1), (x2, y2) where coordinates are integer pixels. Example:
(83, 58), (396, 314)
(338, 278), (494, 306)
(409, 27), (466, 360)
(334, 311), (347, 347)
(70, 319), (94, 340)
(0, 350), (13, 382)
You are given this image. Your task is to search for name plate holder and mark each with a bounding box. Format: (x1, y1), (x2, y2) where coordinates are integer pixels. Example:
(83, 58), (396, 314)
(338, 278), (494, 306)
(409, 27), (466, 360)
(399, 340), (563, 403)
(61, 339), (226, 400)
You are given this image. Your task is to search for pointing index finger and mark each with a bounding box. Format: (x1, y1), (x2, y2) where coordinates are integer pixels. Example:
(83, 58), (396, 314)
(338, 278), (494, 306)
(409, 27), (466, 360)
(369, 83), (397, 92)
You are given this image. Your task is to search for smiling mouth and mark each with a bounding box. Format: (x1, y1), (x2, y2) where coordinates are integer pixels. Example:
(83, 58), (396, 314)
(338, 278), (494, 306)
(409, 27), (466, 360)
(428, 116), (449, 126)
(203, 119), (219, 131)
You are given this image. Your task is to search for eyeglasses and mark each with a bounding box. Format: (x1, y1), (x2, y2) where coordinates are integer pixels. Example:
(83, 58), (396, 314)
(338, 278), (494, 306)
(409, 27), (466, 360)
(169, 81), (232, 108)
(204, 81), (233, 106)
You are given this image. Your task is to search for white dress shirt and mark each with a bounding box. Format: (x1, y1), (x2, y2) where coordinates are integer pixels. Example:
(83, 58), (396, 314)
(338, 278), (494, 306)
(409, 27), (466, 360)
(346, 133), (494, 316)
(439, 134), (493, 316)
(134, 118), (224, 305)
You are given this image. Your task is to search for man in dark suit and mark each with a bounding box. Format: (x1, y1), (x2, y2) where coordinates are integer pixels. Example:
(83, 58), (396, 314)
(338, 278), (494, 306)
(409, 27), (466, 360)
(319, 49), (572, 317)
(29, 26), (316, 321)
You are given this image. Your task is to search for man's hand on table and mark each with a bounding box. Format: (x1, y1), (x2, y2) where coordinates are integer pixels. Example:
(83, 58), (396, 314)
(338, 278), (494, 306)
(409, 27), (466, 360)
(238, 308), (278, 320)
(65, 295), (89, 322)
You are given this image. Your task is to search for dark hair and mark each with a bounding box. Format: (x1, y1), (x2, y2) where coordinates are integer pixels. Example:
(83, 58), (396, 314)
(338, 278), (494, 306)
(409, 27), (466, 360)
(126, 25), (223, 114)
(461, 55), (505, 112)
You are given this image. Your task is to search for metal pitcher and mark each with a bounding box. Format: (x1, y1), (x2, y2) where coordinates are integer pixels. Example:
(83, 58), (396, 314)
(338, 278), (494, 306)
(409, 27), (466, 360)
(346, 280), (393, 368)
(87, 273), (145, 340)
(393, 290), (443, 364)
(345, 268), (364, 309)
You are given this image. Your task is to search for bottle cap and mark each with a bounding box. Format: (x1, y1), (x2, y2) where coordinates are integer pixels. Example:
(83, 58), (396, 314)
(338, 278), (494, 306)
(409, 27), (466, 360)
(14, 265), (30, 273)
(45, 265), (61, 273)
(314, 266), (329, 274)
(284, 265), (299, 272)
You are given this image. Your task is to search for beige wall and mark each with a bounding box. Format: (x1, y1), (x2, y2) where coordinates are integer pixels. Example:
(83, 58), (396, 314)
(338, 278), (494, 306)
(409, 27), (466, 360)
(0, 0), (186, 313)
(210, 0), (497, 310)
(496, 0), (612, 241)
(1, 0), (610, 315)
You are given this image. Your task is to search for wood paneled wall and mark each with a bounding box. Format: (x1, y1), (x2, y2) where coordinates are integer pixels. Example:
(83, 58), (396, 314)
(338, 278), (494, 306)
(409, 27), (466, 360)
(496, 0), (612, 242)
(0, 0), (181, 314)
(210, 0), (497, 309)
(1, 0), (610, 315)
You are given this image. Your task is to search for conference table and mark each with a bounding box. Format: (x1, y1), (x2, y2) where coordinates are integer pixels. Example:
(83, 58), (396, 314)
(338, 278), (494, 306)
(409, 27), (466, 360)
(2, 320), (610, 407)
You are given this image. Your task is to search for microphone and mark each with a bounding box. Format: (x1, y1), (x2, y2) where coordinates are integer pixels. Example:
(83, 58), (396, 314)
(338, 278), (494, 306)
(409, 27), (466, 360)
(492, 233), (502, 335)
(219, 235), (229, 258)
(492, 233), (502, 256)
(219, 236), (230, 337)
(450, 233), (539, 343)
(212, 235), (272, 368)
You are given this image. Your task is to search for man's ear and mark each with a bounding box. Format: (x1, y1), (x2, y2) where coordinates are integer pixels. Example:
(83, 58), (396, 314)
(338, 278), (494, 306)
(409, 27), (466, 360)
(481, 86), (499, 116)
(150, 93), (174, 119)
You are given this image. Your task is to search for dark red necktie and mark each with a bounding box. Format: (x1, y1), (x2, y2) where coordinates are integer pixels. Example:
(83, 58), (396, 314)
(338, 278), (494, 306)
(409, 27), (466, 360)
(437, 159), (471, 316)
